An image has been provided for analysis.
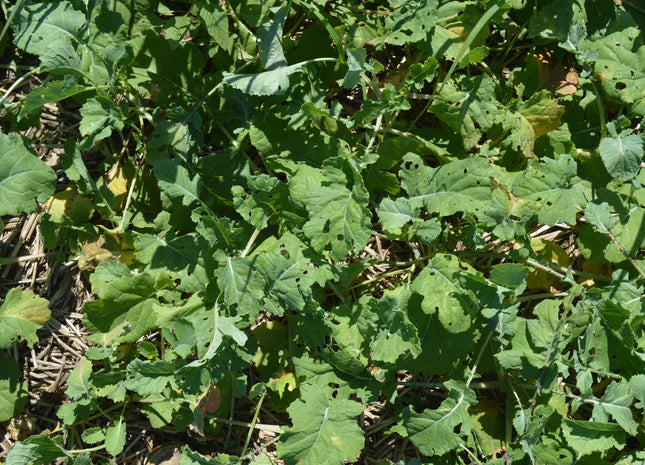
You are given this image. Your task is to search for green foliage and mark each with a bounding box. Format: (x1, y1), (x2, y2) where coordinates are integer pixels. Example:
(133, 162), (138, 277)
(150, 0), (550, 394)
(2, 0), (645, 463)
(0, 133), (57, 216)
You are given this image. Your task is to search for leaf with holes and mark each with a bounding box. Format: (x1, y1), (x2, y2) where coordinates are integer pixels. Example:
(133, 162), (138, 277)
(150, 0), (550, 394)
(402, 380), (477, 456)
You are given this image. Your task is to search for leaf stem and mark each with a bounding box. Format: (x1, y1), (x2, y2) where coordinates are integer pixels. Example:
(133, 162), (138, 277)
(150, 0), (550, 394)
(241, 228), (261, 258)
(514, 292), (570, 302)
(589, 79), (607, 139)
(466, 331), (493, 387)
(118, 166), (139, 234)
(241, 388), (267, 458)
(0, 0), (24, 49)
(0, 66), (42, 108)
(68, 444), (106, 454)
(205, 415), (283, 433)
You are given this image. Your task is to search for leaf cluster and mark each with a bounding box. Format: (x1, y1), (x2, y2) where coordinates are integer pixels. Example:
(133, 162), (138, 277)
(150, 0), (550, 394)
(1, 0), (645, 464)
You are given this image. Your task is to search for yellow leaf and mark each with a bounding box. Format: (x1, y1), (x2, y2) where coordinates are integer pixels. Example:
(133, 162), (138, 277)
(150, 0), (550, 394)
(526, 239), (570, 291)
(78, 237), (115, 272)
(43, 187), (93, 222)
(104, 163), (129, 210)
(580, 260), (612, 287)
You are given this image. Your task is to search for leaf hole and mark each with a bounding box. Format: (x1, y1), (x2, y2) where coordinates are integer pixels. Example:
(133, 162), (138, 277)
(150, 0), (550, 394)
(615, 82), (626, 90)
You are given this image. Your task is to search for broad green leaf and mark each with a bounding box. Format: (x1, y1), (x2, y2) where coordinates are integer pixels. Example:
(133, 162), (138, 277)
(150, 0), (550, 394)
(79, 97), (126, 145)
(20, 78), (89, 119)
(200, 3), (229, 50)
(591, 381), (637, 435)
(429, 3), (490, 61)
(410, 254), (478, 333)
(410, 218), (441, 244)
(598, 128), (643, 181)
(400, 153), (498, 217)
(400, 300), (477, 377)
(129, 30), (205, 108)
(402, 380), (477, 456)
(82, 272), (165, 342)
(277, 383), (364, 465)
(578, 207), (645, 263)
(382, 0), (438, 46)
(579, 27), (645, 116)
(39, 37), (82, 74)
(585, 202), (612, 231)
(526, 299), (560, 350)
(405, 57), (438, 91)
(254, 234), (331, 314)
(232, 174), (292, 229)
(354, 290), (420, 363)
(105, 418), (126, 455)
(298, 159), (372, 260)
(562, 419), (625, 454)
(125, 359), (181, 395)
(0, 288), (50, 349)
(223, 64), (305, 96)
(257, 7), (288, 70)
(378, 198), (415, 232)
(489, 263), (527, 289)
(214, 253), (265, 323)
(153, 159), (202, 207)
(512, 155), (585, 226)
(0, 133), (57, 216)
(528, 0), (587, 51)
(136, 230), (208, 290)
(429, 81), (496, 151)
(11, 1), (85, 56)
(0, 352), (27, 422)
(5, 432), (70, 465)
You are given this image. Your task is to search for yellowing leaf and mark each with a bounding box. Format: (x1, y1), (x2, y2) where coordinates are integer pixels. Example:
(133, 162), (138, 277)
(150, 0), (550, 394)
(103, 163), (129, 210)
(517, 90), (565, 139)
(580, 260), (612, 287)
(44, 186), (93, 222)
(0, 288), (50, 349)
(526, 239), (570, 291)
(78, 237), (116, 272)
